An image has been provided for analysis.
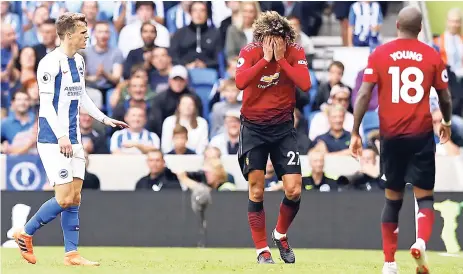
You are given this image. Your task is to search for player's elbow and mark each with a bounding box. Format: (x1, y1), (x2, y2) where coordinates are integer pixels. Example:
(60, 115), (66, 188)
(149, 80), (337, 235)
(299, 82), (311, 92)
(235, 78), (246, 90)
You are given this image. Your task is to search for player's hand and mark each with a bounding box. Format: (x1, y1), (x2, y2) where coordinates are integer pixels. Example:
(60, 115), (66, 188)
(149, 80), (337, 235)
(438, 123), (451, 144)
(103, 117), (129, 129)
(58, 136), (73, 158)
(349, 133), (363, 159)
(122, 141), (137, 148)
(273, 37), (286, 61)
(263, 36), (274, 62)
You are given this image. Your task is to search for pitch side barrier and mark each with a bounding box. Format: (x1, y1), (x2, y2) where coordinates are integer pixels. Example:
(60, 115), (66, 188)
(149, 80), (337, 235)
(2, 191), (462, 252)
(1, 154), (462, 191)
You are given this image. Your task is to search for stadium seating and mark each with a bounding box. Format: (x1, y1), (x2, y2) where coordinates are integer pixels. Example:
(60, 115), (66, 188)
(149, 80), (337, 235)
(188, 68), (219, 119)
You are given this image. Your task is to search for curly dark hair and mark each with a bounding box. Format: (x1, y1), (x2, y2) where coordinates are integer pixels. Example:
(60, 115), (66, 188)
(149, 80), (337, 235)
(252, 11), (297, 44)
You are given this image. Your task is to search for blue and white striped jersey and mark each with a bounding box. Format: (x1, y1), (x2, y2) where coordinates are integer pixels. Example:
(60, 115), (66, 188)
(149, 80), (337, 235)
(37, 48), (105, 145)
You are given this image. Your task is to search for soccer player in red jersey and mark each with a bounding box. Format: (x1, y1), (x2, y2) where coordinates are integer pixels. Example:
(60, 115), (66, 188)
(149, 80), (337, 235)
(350, 6), (452, 274)
(235, 11), (311, 264)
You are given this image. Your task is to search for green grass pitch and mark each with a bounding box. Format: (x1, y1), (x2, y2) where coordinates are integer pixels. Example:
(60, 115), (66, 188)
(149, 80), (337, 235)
(2, 247), (463, 274)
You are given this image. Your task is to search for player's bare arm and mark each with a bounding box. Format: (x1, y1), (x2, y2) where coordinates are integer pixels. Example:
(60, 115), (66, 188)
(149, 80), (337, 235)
(350, 81), (375, 158)
(436, 88), (453, 143)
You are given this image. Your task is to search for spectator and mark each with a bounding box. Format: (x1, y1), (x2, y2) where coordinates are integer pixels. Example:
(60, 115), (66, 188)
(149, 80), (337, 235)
(225, 1), (260, 59)
(22, 81), (39, 114)
(1, 3), (21, 40)
(161, 94), (209, 154)
(23, 5), (50, 47)
(83, 153), (101, 190)
(1, 90), (34, 144)
(348, 1), (383, 49)
(166, 1), (192, 34)
(344, 146), (384, 191)
(32, 18), (58, 71)
(294, 109), (311, 154)
(148, 47), (172, 93)
(210, 79), (242, 136)
(135, 150), (181, 191)
(118, 1), (170, 58)
(311, 104), (352, 155)
(113, 1), (165, 32)
(218, 1), (241, 45)
(170, 1), (221, 70)
(288, 15), (315, 57)
(110, 65), (156, 111)
(209, 110), (240, 155)
(81, 1), (118, 49)
(202, 145), (236, 184)
(331, 1), (355, 46)
(351, 68), (379, 111)
(208, 56), (239, 111)
(84, 21), (124, 96)
(123, 22), (157, 80)
(18, 47), (36, 86)
(167, 125), (196, 155)
(110, 107), (160, 154)
(302, 150), (341, 192)
(312, 61), (351, 112)
(177, 158), (236, 191)
(264, 159), (283, 191)
(147, 65), (204, 133)
(2, 117), (38, 155)
(80, 108), (109, 154)
(112, 77), (153, 133)
(434, 8), (463, 77)
(1, 24), (20, 111)
(310, 85), (359, 140)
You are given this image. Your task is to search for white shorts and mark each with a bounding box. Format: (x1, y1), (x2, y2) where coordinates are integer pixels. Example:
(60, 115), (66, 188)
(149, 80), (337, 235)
(37, 143), (86, 186)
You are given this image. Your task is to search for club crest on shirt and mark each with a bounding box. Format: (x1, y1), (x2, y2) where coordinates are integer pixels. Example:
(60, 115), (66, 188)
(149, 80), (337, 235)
(41, 72), (51, 84)
(59, 169), (68, 179)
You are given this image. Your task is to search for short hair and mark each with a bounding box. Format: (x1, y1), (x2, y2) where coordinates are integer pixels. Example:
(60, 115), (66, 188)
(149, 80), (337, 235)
(327, 104), (346, 116)
(147, 149), (164, 159)
(94, 21), (109, 30)
(125, 106), (146, 116)
(135, 1), (155, 12)
(204, 146), (221, 158)
(130, 64), (147, 77)
(42, 18), (56, 26)
(56, 12), (87, 40)
(12, 89), (30, 101)
(189, 1), (208, 15)
(173, 124), (188, 137)
(328, 61), (345, 72)
(253, 11), (297, 43)
(219, 79), (238, 92)
(81, 1), (99, 10)
(141, 22), (157, 34)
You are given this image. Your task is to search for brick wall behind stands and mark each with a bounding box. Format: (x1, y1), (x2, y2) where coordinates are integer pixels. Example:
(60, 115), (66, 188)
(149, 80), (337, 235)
(2, 191), (462, 252)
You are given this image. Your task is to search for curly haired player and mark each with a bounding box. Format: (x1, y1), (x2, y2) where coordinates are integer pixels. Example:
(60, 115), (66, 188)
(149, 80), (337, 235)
(235, 11), (311, 264)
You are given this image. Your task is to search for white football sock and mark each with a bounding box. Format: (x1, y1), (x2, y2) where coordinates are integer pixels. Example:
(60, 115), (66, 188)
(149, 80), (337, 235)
(273, 229), (286, 240)
(256, 246), (270, 256)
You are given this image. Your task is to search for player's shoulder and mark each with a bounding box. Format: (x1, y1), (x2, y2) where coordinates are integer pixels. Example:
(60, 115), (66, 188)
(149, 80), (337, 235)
(37, 50), (62, 72)
(241, 42), (262, 53)
(287, 42), (304, 52)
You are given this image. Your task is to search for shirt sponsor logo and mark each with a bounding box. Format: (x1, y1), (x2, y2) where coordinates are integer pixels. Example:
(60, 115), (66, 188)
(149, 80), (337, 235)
(260, 72), (279, 83)
(390, 50), (423, 62)
(64, 86), (83, 96)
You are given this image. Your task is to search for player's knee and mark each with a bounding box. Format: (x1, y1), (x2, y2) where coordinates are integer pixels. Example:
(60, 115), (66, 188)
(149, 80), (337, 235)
(249, 187), (264, 201)
(56, 195), (75, 208)
(73, 193), (81, 206)
(285, 184), (301, 200)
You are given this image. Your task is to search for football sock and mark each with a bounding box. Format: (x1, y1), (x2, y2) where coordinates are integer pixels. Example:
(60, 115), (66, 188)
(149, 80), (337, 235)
(381, 198), (403, 262)
(248, 200), (268, 252)
(61, 205), (80, 252)
(24, 197), (65, 236)
(275, 196), (300, 237)
(416, 196), (434, 244)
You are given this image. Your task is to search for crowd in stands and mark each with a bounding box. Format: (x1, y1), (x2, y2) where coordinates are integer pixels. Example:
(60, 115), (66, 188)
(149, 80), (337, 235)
(1, 1), (462, 192)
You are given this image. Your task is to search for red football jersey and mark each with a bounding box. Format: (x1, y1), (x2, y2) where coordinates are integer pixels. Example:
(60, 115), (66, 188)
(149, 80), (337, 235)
(363, 39), (449, 137)
(236, 42), (311, 125)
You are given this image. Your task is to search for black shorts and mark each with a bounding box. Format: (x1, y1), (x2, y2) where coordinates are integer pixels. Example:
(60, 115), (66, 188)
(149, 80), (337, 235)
(380, 131), (436, 191)
(238, 117), (301, 180)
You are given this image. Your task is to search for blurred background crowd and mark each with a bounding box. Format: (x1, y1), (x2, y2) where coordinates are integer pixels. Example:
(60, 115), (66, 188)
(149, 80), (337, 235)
(1, 1), (462, 192)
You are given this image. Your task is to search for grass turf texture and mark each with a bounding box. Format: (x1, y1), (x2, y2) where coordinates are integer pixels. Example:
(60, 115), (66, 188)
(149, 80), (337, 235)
(2, 247), (463, 274)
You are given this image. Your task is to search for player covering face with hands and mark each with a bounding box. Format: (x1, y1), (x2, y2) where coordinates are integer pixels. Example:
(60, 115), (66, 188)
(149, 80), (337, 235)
(13, 13), (128, 266)
(349, 6), (452, 274)
(235, 11), (311, 264)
